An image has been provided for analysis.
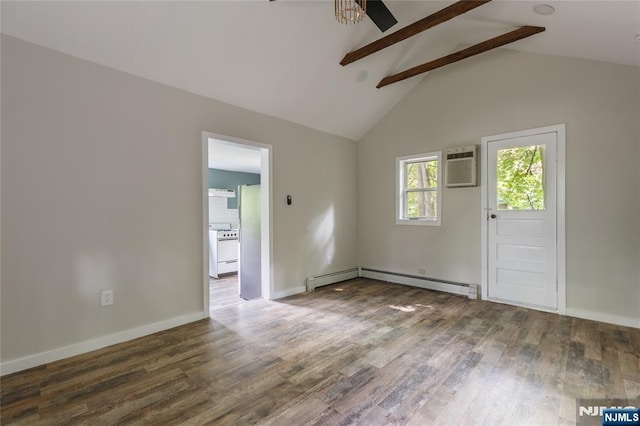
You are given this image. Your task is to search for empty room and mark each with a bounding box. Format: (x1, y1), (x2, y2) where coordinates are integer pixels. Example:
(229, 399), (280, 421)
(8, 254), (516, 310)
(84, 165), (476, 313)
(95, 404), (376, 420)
(1, 1), (639, 425)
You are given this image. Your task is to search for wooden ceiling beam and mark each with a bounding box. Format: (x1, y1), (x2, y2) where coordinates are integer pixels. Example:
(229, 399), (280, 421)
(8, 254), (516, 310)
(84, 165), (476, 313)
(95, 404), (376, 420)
(340, 0), (493, 66)
(376, 25), (545, 88)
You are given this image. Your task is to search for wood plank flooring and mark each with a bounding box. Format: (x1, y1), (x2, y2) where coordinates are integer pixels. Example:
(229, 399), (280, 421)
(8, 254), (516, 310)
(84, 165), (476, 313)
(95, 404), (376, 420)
(209, 274), (247, 312)
(1, 278), (639, 425)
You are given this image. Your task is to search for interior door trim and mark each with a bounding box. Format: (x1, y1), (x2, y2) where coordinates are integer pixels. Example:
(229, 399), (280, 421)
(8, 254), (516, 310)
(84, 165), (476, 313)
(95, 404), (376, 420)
(480, 123), (566, 315)
(201, 131), (274, 315)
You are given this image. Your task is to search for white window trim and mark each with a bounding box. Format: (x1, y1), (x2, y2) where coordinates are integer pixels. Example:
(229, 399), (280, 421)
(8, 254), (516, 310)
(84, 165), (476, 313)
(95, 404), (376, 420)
(396, 151), (442, 226)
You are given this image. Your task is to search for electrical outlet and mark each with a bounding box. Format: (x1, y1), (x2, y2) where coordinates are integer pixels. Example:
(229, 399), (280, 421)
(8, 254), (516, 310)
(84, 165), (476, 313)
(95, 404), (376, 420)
(100, 290), (114, 307)
(418, 269), (426, 275)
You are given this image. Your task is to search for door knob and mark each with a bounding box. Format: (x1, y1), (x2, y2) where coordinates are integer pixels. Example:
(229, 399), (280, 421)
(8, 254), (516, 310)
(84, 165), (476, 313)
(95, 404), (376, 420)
(490, 214), (497, 219)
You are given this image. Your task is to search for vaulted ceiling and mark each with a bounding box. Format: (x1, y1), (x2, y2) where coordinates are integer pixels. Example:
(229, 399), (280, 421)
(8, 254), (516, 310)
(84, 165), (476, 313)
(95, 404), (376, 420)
(2, 1), (639, 140)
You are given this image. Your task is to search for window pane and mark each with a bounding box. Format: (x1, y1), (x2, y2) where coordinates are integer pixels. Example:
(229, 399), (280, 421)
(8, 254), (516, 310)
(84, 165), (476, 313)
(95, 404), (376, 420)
(406, 191), (437, 218)
(427, 160), (438, 187)
(496, 145), (545, 210)
(406, 160), (437, 190)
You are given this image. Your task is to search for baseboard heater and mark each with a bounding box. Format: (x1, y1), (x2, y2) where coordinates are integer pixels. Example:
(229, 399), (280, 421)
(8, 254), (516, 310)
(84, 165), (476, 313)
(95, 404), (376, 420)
(360, 267), (478, 299)
(306, 268), (360, 291)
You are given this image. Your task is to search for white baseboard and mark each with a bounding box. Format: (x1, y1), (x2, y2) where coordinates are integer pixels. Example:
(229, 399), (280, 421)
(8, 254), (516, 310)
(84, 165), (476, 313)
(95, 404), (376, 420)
(271, 286), (306, 300)
(0, 311), (207, 376)
(566, 307), (639, 329)
(306, 268), (359, 291)
(361, 269), (470, 297)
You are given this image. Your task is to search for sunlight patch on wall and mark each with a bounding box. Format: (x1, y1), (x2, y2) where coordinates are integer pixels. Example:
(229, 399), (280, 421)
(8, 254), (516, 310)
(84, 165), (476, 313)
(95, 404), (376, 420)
(310, 204), (336, 267)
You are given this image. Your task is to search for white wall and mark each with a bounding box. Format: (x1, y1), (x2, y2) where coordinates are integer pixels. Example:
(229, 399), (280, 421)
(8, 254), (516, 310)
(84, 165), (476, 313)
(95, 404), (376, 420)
(209, 197), (238, 228)
(358, 49), (640, 326)
(1, 35), (357, 365)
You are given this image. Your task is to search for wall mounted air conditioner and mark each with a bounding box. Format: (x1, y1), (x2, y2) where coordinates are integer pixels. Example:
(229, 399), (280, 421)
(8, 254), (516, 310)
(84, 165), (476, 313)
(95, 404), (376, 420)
(445, 145), (478, 187)
(208, 188), (235, 198)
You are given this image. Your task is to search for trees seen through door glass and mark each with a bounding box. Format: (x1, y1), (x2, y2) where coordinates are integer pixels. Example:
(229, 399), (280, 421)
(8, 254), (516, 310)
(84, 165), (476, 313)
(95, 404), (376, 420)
(496, 145), (545, 210)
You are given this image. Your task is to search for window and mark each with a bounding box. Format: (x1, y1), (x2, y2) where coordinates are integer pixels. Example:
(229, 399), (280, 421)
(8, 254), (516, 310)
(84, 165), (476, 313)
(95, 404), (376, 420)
(496, 144), (545, 210)
(396, 152), (442, 225)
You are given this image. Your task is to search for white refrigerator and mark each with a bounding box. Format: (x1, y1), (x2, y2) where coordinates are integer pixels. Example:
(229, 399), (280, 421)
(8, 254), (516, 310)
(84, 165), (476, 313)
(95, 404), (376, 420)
(238, 184), (261, 300)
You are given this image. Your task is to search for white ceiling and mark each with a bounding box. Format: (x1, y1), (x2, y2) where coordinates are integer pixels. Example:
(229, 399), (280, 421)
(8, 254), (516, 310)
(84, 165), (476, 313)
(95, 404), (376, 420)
(208, 138), (262, 174)
(2, 1), (639, 140)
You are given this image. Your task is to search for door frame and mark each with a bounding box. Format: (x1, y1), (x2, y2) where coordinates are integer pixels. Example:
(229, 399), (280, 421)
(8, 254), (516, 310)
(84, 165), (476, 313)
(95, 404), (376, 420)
(480, 123), (566, 314)
(201, 131), (274, 315)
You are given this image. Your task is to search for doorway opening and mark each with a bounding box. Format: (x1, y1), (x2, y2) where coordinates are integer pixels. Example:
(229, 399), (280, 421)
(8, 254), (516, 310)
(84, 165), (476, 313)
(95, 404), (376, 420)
(480, 124), (566, 314)
(202, 132), (272, 315)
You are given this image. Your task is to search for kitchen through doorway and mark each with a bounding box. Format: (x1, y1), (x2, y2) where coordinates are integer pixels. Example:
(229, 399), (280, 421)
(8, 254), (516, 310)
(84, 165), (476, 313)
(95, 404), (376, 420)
(202, 133), (272, 314)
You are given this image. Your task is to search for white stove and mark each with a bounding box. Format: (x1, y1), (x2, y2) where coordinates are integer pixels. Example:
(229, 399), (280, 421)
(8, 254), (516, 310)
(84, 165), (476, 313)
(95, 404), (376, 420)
(210, 222), (231, 231)
(209, 223), (239, 277)
(216, 230), (238, 241)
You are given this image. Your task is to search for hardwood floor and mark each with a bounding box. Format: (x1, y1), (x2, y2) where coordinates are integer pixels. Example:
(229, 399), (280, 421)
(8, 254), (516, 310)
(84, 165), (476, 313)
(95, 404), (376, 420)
(1, 278), (639, 425)
(209, 274), (247, 312)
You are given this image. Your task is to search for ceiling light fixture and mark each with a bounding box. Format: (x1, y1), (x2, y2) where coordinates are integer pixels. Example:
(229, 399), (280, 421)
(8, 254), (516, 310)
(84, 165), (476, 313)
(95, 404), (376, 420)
(533, 4), (555, 16)
(336, 0), (366, 24)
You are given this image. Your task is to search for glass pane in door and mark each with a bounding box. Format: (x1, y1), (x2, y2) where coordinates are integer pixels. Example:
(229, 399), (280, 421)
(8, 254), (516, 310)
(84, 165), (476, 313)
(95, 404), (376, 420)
(496, 145), (545, 210)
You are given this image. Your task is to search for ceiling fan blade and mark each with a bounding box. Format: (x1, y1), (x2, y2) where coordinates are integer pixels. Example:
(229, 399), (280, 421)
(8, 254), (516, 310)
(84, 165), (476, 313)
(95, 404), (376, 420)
(357, 0), (398, 32)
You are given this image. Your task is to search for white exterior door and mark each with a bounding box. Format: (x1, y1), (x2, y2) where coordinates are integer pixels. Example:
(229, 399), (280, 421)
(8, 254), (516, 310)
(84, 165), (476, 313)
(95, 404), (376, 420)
(485, 129), (559, 311)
